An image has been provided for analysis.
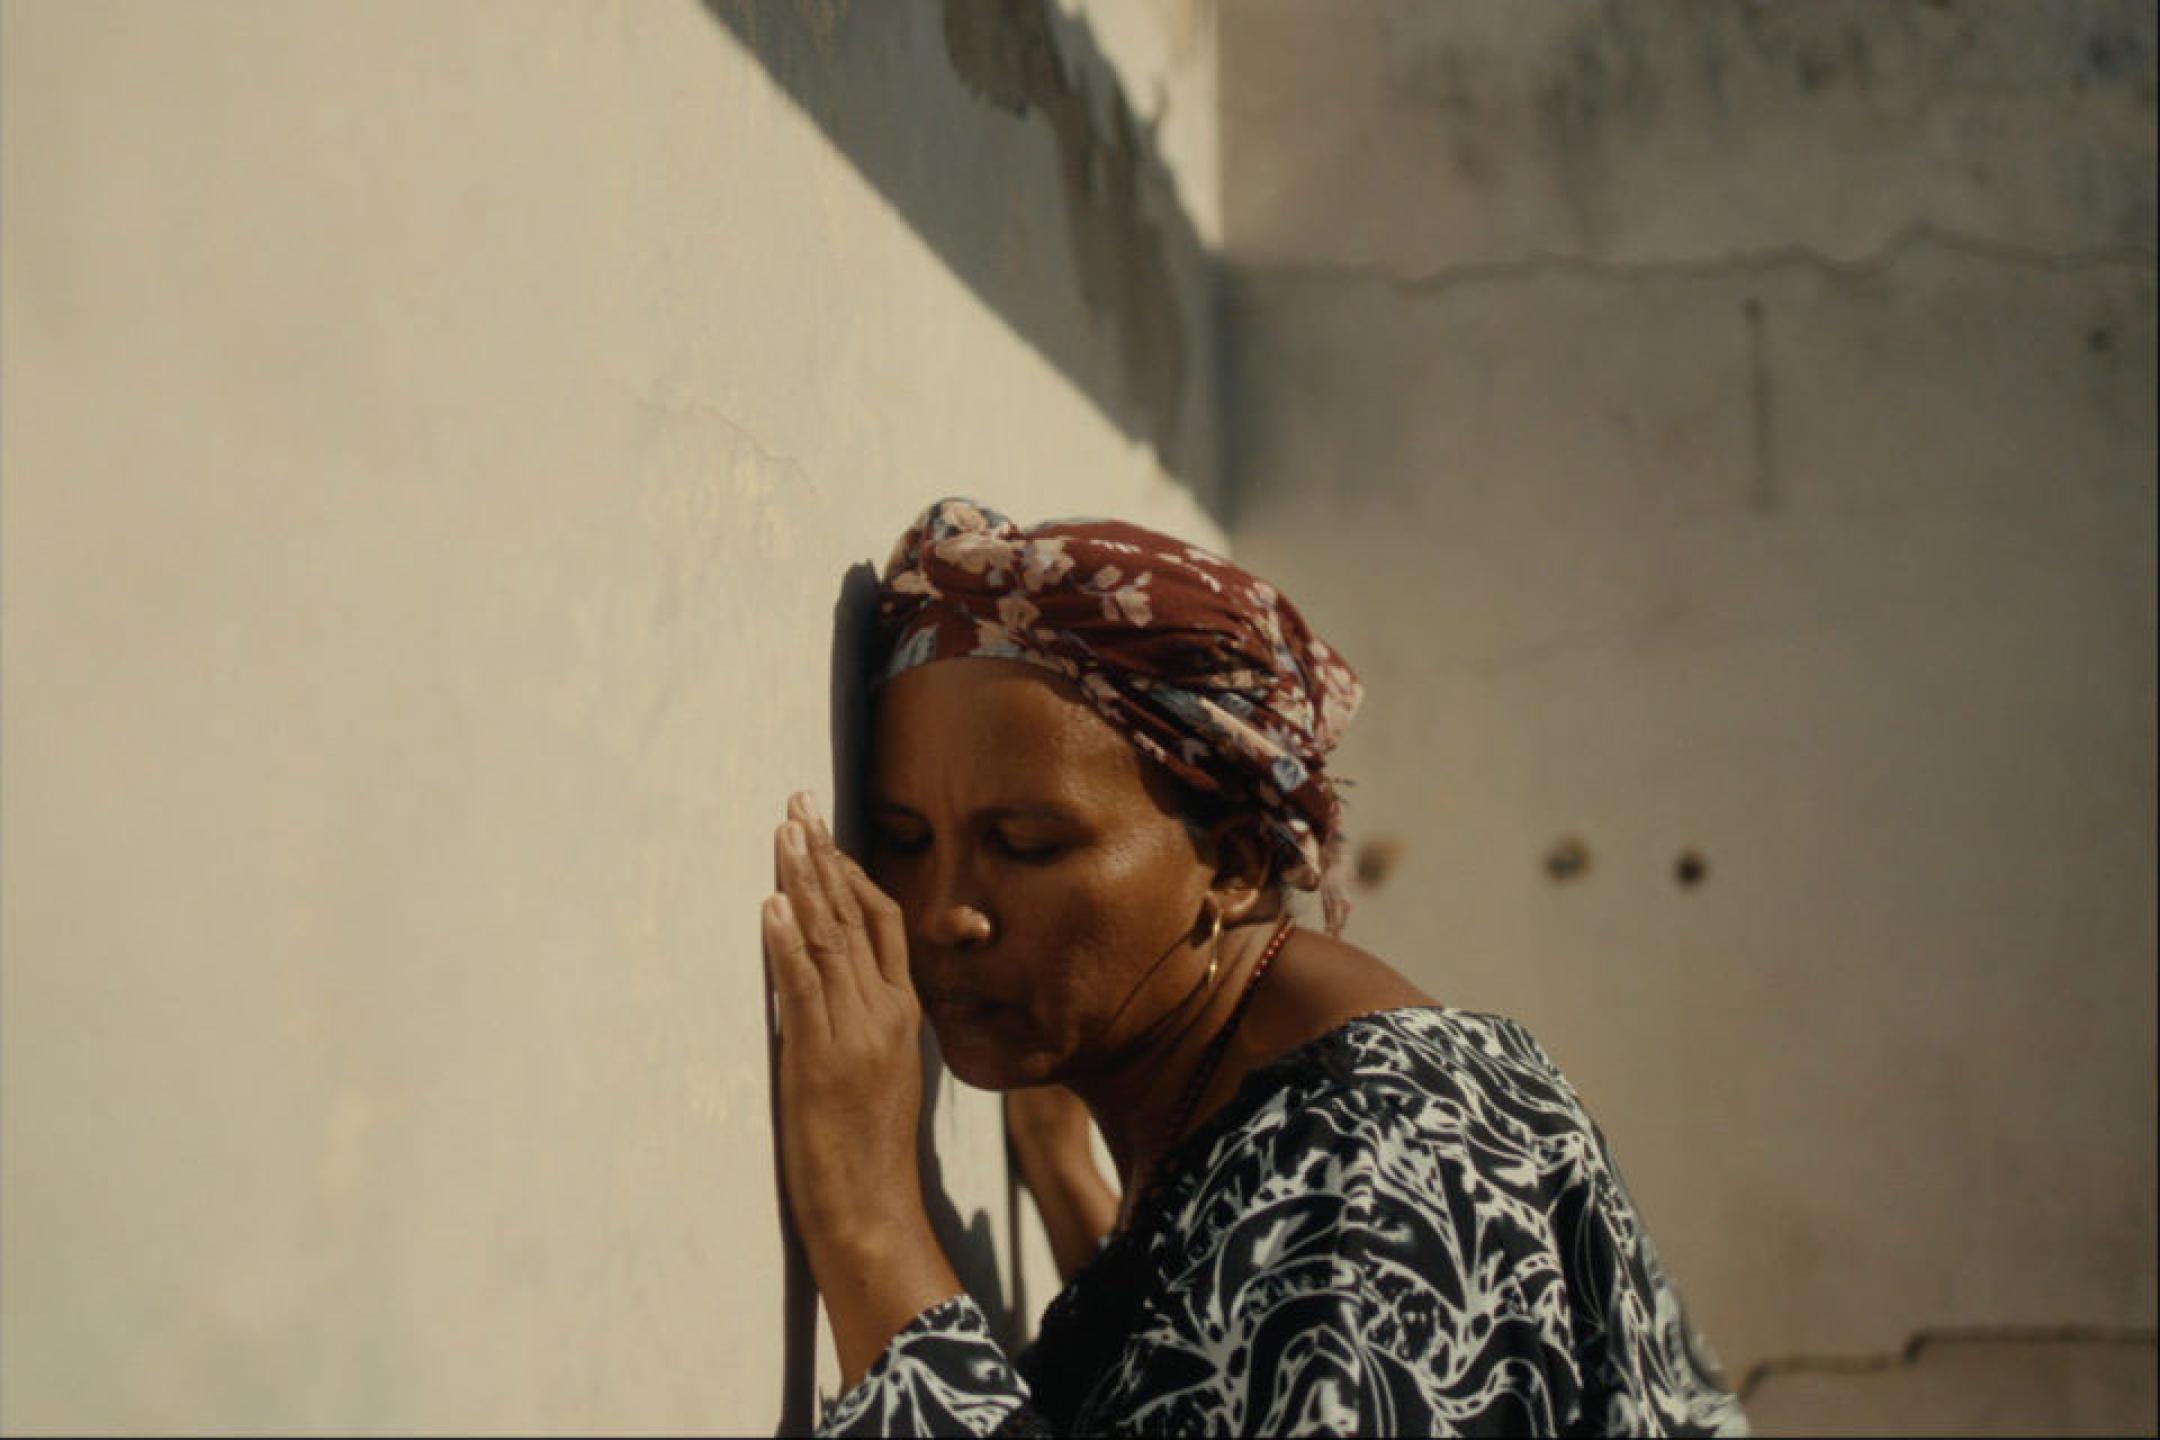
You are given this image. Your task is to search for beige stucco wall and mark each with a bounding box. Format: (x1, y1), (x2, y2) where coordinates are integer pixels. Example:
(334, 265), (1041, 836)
(10, 0), (2152, 1433)
(1220, 1), (2156, 1432)
(0, 0), (1218, 1431)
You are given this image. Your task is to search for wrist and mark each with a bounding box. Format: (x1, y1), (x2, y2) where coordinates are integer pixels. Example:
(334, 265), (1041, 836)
(1009, 1103), (1089, 1161)
(1012, 1128), (1101, 1193)
(803, 1206), (962, 1393)
(1004, 1088), (1096, 1170)
(1010, 1141), (1118, 1283)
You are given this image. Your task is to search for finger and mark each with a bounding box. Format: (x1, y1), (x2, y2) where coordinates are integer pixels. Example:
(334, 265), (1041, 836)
(763, 893), (829, 1044)
(776, 819), (867, 1015)
(788, 792), (880, 988)
(794, 797), (868, 938)
(837, 851), (911, 992)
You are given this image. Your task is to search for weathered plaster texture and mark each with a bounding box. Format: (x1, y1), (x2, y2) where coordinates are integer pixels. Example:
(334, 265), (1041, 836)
(0, 0), (1218, 1431)
(1220, 1), (2156, 1432)
(1744, 1328), (2158, 1437)
(1225, 0), (2157, 270)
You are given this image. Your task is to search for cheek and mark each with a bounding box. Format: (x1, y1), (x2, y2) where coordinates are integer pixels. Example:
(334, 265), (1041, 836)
(1018, 837), (1206, 1027)
(1087, 824), (1209, 931)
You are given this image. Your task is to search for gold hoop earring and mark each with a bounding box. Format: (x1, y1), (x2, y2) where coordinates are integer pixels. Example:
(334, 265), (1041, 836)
(1204, 907), (1224, 991)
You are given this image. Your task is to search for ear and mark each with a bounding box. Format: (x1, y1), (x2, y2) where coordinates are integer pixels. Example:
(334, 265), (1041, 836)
(1203, 816), (1276, 925)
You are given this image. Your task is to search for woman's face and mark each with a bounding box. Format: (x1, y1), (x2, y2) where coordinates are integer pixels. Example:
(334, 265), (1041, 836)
(867, 658), (1218, 1091)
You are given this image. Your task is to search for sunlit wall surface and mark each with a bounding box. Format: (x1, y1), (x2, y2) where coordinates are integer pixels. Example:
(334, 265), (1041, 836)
(0, 1), (1222, 1430)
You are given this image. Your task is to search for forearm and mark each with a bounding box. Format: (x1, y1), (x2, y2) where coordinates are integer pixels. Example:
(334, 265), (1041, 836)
(1011, 1135), (1118, 1284)
(807, 1212), (965, 1393)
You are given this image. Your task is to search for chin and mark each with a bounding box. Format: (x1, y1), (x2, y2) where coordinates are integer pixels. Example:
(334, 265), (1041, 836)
(925, 1013), (1051, 1091)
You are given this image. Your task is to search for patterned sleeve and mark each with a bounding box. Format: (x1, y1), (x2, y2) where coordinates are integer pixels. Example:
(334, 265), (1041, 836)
(1067, 1082), (1748, 1436)
(813, 1293), (1048, 1438)
(1559, 1146), (1753, 1437)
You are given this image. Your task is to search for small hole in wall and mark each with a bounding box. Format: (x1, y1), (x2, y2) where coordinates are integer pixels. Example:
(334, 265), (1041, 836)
(1354, 836), (1407, 892)
(1544, 836), (1591, 883)
(1675, 849), (1708, 888)
(2088, 326), (2115, 354)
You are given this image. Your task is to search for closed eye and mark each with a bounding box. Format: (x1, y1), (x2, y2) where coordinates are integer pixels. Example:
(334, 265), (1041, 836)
(991, 832), (1064, 863)
(868, 813), (1069, 864)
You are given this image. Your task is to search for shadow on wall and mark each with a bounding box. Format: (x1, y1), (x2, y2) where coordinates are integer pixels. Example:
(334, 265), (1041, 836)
(768, 563), (1017, 1431)
(699, 0), (1214, 507)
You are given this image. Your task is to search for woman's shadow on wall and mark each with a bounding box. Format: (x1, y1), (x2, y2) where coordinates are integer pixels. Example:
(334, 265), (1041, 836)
(769, 563), (1024, 1434)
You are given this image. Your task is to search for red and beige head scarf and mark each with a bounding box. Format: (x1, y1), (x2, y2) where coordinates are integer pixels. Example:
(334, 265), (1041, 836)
(873, 497), (1365, 934)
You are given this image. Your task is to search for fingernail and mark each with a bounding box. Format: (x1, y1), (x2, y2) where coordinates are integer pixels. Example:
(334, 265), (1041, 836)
(801, 792), (824, 827)
(782, 822), (806, 855)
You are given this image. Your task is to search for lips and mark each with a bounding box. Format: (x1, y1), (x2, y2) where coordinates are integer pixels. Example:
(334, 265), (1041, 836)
(920, 988), (1006, 1017)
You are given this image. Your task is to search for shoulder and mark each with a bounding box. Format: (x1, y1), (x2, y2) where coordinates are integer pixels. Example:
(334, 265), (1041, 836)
(1241, 925), (1434, 1059)
(1165, 1009), (1600, 1268)
(1246, 1006), (1598, 1160)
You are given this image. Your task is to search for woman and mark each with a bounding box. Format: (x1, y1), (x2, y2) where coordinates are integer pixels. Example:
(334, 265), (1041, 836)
(764, 498), (1746, 1436)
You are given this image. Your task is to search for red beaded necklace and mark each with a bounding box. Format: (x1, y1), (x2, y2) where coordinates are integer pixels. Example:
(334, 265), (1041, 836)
(1120, 913), (1297, 1228)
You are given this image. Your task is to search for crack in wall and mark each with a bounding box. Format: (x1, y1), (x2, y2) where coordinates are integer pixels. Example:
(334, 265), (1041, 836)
(1736, 1322), (2159, 1402)
(602, 377), (814, 484)
(1743, 295), (1775, 513)
(1241, 219), (2158, 297)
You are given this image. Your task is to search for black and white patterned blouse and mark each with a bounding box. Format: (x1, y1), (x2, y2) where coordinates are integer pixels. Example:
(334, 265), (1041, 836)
(817, 1007), (1748, 1437)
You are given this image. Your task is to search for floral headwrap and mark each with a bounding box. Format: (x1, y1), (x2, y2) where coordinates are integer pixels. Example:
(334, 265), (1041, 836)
(873, 498), (1364, 935)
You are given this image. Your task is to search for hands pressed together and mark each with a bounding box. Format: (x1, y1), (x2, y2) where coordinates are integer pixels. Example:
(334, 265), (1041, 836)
(763, 790), (1116, 1389)
(764, 792), (958, 1389)
(765, 792), (921, 1240)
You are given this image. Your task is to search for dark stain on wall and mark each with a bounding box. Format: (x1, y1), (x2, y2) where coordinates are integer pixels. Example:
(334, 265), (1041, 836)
(1487, 2), (2155, 252)
(1544, 835), (1593, 883)
(1353, 835), (1408, 892)
(2078, 23), (2145, 87)
(1546, 10), (1663, 135)
(940, 0), (1187, 467)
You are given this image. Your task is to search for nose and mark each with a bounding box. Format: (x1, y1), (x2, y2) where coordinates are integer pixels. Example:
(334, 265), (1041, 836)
(925, 904), (995, 949)
(916, 848), (997, 952)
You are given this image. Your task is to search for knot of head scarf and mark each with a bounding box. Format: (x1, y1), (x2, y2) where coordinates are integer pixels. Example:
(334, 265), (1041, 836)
(873, 497), (1365, 935)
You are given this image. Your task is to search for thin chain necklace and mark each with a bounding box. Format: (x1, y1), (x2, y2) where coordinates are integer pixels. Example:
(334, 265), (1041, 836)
(1118, 913), (1296, 1231)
